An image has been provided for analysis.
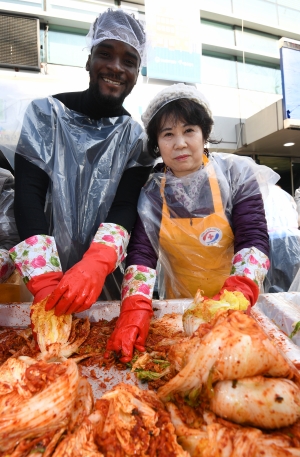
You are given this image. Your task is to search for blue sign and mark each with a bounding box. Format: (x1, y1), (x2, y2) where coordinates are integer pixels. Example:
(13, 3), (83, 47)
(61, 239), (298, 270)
(145, 0), (201, 84)
(147, 47), (201, 83)
(280, 45), (300, 120)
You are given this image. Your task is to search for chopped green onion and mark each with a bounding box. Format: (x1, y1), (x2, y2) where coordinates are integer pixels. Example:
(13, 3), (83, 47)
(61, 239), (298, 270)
(289, 321), (300, 339)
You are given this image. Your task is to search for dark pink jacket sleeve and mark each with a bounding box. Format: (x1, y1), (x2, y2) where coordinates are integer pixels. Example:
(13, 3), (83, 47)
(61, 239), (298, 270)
(125, 214), (158, 269)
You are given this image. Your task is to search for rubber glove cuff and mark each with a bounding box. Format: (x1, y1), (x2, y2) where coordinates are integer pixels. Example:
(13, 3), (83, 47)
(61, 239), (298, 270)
(121, 265), (157, 301)
(9, 235), (62, 283)
(27, 271), (64, 304)
(230, 247), (269, 290)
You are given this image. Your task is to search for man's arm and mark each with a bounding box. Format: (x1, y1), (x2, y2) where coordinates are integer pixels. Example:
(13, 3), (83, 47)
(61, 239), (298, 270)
(14, 154), (50, 240)
(105, 165), (153, 233)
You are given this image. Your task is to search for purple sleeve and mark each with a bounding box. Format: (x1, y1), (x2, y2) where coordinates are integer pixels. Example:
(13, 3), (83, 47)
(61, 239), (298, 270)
(232, 193), (269, 256)
(125, 214), (158, 269)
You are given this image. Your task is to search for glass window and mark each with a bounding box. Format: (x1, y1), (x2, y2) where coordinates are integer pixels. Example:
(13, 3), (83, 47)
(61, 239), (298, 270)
(40, 28), (45, 63)
(200, 0), (233, 15)
(278, 5), (300, 33)
(235, 28), (280, 57)
(0, 0), (42, 7)
(201, 19), (235, 48)
(47, 0), (113, 20)
(201, 52), (237, 88)
(278, 0), (300, 11)
(237, 58), (282, 94)
(232, 0), (278, 27)
(47, 26), (89, 67)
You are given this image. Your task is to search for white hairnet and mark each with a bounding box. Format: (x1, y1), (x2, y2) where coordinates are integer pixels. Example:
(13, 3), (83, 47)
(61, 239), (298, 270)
(86, 8), (146, 65)
(141, 83), (213, 129)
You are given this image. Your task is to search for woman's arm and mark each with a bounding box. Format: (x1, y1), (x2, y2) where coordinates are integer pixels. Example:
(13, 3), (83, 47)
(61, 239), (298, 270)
(126, 214), (158, 269)
(232, 193), (269, 256)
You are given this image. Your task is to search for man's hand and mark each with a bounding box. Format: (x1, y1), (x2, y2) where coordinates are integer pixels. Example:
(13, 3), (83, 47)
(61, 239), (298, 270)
(45, 244), (117, 316)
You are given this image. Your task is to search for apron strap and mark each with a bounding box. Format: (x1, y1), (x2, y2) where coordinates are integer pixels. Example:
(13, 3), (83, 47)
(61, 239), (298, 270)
(160, 156), (225, 216)
(206, 163), (224, 214)
(160, 176), (170, 218)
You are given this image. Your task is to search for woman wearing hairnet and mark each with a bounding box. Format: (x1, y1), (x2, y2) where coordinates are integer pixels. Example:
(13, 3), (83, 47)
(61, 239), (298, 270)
(106, 83), (275, 362)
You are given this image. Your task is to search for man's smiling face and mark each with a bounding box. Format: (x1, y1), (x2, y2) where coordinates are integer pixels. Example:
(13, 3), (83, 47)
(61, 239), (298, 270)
(86, 39), (140, 107)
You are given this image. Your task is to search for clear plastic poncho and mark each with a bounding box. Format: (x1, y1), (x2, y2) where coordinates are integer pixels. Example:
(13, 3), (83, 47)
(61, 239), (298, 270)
(16, 96), (153, 271)
(138, 153), (279, 298)
(0, 168), (20, 251)
(263, 185), (300, 293)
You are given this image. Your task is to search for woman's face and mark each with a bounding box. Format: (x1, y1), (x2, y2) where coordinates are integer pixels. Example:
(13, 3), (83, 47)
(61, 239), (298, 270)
(157, 116), (205, 178)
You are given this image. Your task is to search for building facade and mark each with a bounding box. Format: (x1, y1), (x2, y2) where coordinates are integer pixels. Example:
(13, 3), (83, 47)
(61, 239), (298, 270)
(0, 0), (300, 192)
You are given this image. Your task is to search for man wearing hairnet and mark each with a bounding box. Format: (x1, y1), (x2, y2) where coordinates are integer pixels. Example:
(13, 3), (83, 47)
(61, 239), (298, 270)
(9, 9), (154, 316)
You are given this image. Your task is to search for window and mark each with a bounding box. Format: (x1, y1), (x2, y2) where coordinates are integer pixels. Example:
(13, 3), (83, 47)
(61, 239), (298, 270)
(201, 19), (235, 48)
(200, 0), (233, 15)
(232, 0), (278, 26)
(47, 0), (113, 21)
(237, 57), (281, 94)
(202, 51), (281, 94)
(202, 51), (237, 88)
(278, 5), (300, 32)
(47, 26), (89, 67)
(0, 0), (42, 8)
(235, 28), (280, 57)
(277, 0), (300, 10)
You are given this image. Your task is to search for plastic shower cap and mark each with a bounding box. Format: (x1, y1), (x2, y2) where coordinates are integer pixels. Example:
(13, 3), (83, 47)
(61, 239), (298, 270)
(141, 83), (213, 129)
(86, 8), (146, 64)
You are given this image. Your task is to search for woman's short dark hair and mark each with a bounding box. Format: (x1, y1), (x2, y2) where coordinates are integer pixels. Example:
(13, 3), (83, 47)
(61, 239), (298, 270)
(146, 98), (218, 158)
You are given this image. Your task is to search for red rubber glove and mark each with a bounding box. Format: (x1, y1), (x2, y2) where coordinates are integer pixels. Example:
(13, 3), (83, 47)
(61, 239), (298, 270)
(26, 271), (64, 305)
(213, 275), (259, 307)
(45, 243), (117, 316)
(104, 295), (153, 363)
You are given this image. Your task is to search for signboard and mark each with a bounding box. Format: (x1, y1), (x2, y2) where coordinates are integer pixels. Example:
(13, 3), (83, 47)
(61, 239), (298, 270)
(145, 0), (201, 83)
(279, 38), (300, 120)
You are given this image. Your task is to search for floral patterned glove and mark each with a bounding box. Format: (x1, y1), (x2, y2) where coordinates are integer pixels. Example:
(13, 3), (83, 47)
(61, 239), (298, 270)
(213, 247), (270, 308)
(45, 223), (130, 316)
(9, 235), (63, 303)
(0, 249), (15, 283)
(230, 247), (270, 290)
(105, 265), (156, 363)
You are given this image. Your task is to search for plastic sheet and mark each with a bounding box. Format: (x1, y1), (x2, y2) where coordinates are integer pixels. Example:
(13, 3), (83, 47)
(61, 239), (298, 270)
(138, 153), (279, 298)
(16, 96), (152, 272)
(0, 168), (19, 251)
(251, 303), (300, 369)
(263, 185), (300, 293)
(256, 292), (300, 347)
(0, 79), (51, 169)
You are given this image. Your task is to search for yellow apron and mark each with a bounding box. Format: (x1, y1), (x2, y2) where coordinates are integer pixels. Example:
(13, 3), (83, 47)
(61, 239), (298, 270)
(159, 160), (234, 299)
